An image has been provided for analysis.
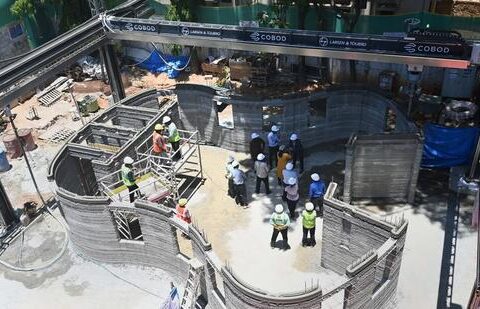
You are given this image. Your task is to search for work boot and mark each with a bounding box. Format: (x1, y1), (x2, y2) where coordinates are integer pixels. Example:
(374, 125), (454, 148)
(284, 243), (291, 250)
(270, 241), (275, 248)
(311, 239), (317, 247)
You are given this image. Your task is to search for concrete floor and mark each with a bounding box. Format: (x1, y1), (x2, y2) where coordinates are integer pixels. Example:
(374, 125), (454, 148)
(0, 209), (175, 309)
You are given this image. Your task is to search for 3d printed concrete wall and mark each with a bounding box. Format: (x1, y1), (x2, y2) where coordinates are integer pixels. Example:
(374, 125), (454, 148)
(48, 89), (408, 309)
(176, 84), (417, 152)
(343, 133), (424, 204)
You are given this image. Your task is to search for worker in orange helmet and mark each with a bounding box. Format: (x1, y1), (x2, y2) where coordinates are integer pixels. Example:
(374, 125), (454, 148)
(176, 198), (191, 224)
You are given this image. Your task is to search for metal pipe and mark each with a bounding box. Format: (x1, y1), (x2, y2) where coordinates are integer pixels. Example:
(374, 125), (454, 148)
(470, 137), (480, 179)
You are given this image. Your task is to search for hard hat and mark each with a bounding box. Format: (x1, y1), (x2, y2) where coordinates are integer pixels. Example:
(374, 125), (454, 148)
(290, 133), (298, 141)
(123, 156), (134, 164)
(305, 202), (314, 211)
(257, 153), (265, 161)
(275, 204), (283, 213)
(227, 155), (235, 163)
(178, 198), (188, 207)
(232, 161), (240, 168)
(286, 163), (293, 170)
(162, 116), (171, 124)
(271, 125), (279, 132)
(311, 173), (320, 181)
(288, 177), (297, 185)
(155, 124), (164, 131)
(251, 132), (259, 139)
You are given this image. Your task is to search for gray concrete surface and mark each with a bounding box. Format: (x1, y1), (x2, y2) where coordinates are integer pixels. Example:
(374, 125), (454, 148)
(0, 209), (175, 309)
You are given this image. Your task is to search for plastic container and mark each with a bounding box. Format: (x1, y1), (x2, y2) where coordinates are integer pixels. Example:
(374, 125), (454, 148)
(3, 134), (21, 159)
(18, 128), (37, 151)
(0, 149), (11, 172)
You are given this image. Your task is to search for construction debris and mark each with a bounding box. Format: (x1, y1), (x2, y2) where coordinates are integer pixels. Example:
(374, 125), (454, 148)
(37, 77), (73, 107)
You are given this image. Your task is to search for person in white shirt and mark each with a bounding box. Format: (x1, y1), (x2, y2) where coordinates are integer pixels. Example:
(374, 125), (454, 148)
(231, 161), (248, 206)
(254, 153), (270, 194)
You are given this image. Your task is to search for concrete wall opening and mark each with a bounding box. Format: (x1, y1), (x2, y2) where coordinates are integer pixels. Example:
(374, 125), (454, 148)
(111, 209), (144, 241)
(176, 230), (193, 259)
(216, 101), (234, 129)
(308, 98), (327, 128)
(262, 106), (284, 132)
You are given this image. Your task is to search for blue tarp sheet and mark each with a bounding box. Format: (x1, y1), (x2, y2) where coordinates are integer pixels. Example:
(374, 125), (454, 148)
(421, 123), (480, 168)
(138, 50), (188, 79)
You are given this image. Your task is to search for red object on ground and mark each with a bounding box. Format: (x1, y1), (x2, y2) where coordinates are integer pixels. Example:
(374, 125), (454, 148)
(18, 129), (37, 152)
(3, 133), (21, 159)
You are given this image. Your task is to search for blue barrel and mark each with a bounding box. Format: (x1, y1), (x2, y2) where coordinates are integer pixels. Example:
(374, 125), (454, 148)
(0, 149), (11, 172)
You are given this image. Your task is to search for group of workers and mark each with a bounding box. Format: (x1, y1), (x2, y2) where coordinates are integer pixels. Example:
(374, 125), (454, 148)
(121, 115), (181, 203)
(228, 125), (326, 250)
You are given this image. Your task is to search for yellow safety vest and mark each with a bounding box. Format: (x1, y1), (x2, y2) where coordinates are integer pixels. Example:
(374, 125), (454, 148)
(121, 164), (135, 187)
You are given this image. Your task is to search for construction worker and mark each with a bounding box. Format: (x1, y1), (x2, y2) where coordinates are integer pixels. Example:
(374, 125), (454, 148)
(231, 161), (248, 206)
(176, 198), (191, 224)
(288, 133), (304, 174)
(250, 132), (265, 163)
(163, 116), (181, 161)
(309, 173), (326, 217)
(121, 156), (142, 203)
(152, 124), (167, 157)
(282, 162), (297, 201)
(254, 153), (271, 194)
(302, 202), (317, 247)
(276, 145), (291, 185)
(267, 125), (280, 169)
(225, 155), (235, 198)
(284, 177), (299, 218)
(270, 204), (290, 249)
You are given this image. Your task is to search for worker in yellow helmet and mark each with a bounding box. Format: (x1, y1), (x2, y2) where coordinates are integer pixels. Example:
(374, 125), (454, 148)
(176, 198), (191, 224)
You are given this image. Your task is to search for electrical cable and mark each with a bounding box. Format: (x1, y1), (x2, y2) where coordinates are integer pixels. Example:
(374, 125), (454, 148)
(151, 43), (193, 72)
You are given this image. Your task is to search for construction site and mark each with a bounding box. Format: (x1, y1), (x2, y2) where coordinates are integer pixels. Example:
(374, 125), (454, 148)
(0, 0), (480, 308)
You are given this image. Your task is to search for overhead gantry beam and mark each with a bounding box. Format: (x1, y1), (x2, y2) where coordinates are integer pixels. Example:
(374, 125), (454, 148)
(104, 17), (472, 70)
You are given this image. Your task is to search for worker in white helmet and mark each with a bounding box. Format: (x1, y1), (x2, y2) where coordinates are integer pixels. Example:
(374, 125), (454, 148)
(254, 153), (270, 194)
(284, 177), (299, 218)
(225, 155), (236, 198)
(231, 161), (248, 207)
(250, 132), (265, 163)
(309, 173), (326, 217)
(163, 115), (181, 161)
(121, 156), (142, 203)
(269, 204), (290, 249)
(288, 133), (304, 173)
(267, 125), (280, 169)
(302, 202), (317, 247)
(282, 162), (297, 201)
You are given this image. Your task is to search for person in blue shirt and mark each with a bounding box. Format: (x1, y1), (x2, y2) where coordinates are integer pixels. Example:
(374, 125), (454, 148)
(267, 125), (280, 169)
(309, 173), (326, 217)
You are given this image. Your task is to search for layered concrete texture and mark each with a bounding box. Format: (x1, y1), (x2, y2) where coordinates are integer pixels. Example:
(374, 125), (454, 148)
(175, 84), (416, 153)
(49, 89), (408, 308)
(344, 133), (424, 204)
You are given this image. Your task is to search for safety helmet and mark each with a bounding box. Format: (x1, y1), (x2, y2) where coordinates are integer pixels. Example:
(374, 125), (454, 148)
(288, 177), (297, 185)
(251, 132), (259, 139)
(232, 161), (240, 168)
(123, 156), (134, 165)
(271, 125), (279, 132)
(257, 153), (265, 161)
(286, 163), (293, 170)
(227, 155), (235, 163)
(178, 198), (188, 207)
(155, 124), (164, 131)
(305, 202), (314, 211)
(162, 116), (171, 124)
(275, 204), (283, 213)
(290, 133), (298, 141)
(311, 173), (320, 181)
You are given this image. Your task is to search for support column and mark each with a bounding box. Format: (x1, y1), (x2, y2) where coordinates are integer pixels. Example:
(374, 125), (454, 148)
(101, 44), (125, 103)
(0, 179), (18, 228)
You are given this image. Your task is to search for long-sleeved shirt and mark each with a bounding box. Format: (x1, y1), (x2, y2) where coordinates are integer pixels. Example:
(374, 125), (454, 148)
(282, 169), (298, 185)
(267, 132), (280, 147)
(309, 180), (326, 198)
(285, 183), (299, 201)
(225, 163), (234, 179)
(269, 212), (290, 230)
(254, 161), (269, 179)
(232, 168), (246, 185)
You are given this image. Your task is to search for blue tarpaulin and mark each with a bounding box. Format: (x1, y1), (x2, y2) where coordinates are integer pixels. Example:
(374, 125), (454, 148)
(137, 50), (189, 79)
(421, 123), (480, 168)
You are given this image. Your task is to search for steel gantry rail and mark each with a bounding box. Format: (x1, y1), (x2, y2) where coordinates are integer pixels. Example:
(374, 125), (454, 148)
(0, 0), (476, 109)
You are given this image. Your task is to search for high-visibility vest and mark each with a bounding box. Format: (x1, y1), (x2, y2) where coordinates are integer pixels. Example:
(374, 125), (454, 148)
(176, 205), (191, 223)
(302, 210), (316, 229)
(152, 131), (167, 153)
(121, 164), (135, 187)
(168, 123), (181, 143)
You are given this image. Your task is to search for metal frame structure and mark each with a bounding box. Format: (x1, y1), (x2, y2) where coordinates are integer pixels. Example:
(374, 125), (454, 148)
(98, 129), (203, 206)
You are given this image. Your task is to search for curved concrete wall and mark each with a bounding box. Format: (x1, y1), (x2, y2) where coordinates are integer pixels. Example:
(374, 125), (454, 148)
(176, 84), (416, 152)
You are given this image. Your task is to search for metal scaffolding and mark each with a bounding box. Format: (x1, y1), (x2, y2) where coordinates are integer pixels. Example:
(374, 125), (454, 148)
(98, 129), (203, 207)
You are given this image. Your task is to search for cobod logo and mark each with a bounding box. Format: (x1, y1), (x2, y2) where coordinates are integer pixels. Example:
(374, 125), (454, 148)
(125, 23), (156, 32)
(250, 32), (287, 42)
(404, 43), (450, 54)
